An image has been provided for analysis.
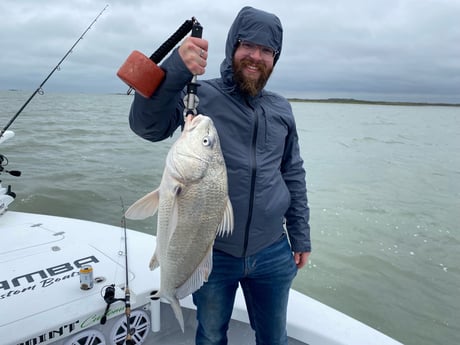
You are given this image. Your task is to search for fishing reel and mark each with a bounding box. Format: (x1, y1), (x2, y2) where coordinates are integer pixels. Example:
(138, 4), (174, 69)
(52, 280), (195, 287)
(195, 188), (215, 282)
(100, 284), (135, 345)
(100, 284), (128, 325)
(0, 154), (21, 178)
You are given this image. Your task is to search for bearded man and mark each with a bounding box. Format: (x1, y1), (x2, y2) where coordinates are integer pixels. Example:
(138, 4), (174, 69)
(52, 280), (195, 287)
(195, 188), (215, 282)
(129, 6), (311, 345)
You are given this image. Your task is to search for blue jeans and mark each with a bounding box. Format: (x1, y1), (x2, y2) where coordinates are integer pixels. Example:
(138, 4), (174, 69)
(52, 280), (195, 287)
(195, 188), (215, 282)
(192, 234), (298, 345)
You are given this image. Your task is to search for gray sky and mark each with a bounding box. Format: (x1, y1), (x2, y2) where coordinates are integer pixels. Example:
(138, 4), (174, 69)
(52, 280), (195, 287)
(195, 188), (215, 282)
(1, 0), (459, 103)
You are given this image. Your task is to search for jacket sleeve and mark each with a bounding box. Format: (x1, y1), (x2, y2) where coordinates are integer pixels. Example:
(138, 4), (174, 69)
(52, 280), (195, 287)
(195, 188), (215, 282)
(128, 48), (192, 142)
(282, 116), (311, 253)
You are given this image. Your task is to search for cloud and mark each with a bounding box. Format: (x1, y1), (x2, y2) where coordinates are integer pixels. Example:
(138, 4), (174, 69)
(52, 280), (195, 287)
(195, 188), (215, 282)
(1, 0), (459, 102)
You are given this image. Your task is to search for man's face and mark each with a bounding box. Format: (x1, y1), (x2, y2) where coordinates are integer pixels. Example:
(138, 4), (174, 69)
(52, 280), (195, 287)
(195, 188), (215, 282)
(232, 41), (275, 97)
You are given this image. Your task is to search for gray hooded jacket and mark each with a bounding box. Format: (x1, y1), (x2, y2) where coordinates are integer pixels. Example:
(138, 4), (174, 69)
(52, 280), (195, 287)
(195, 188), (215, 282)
(129, 6), (311, 257)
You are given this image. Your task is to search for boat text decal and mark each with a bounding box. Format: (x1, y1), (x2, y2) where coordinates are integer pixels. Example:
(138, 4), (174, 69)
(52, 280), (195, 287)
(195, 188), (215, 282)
(0, 256), (99, 300)
(15, 304), (126, 345)
(16, 321), (80, 345)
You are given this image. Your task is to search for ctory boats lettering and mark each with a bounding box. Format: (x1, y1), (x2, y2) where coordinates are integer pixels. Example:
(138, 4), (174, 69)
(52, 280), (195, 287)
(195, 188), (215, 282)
(0, 256), (99, 292)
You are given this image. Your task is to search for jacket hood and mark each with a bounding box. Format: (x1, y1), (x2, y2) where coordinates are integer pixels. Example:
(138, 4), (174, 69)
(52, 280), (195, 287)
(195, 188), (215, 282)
(220, 6), (283, 87)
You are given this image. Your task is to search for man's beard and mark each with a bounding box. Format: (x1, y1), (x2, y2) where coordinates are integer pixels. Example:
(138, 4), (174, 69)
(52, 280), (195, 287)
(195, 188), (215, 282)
(232, 57), (273, 97)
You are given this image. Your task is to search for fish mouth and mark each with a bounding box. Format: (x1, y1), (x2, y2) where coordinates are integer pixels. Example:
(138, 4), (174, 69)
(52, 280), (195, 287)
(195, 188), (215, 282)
(184, 114), (209, 132)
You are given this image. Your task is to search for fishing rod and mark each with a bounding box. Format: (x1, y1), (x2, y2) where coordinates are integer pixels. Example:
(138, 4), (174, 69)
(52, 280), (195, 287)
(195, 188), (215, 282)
(100, 198), (134, 345)
(120, 199), (134, 345)
(0, 4), (109, 138)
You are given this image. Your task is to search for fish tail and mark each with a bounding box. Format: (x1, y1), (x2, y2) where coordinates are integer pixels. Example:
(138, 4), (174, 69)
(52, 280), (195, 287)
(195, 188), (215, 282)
(170, 297), (185, 332)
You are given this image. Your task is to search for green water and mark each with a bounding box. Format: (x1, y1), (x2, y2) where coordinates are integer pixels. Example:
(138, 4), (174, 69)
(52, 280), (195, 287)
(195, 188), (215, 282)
(1, 91), (459, 345)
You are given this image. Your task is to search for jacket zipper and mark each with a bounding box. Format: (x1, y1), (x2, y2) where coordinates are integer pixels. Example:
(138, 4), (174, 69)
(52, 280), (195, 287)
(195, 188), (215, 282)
(242, 103), (258, 256)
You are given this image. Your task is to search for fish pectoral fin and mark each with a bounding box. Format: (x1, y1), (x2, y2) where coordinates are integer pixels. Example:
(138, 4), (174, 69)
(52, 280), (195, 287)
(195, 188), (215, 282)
(166, 195), (179, 238)
(125, 189), (160, 220)
(175, 247), (213, 300)
(216, 197), (234, 237)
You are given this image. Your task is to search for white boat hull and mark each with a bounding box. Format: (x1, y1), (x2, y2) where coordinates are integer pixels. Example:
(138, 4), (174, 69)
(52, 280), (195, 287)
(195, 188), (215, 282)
(0, 211), (403, 345)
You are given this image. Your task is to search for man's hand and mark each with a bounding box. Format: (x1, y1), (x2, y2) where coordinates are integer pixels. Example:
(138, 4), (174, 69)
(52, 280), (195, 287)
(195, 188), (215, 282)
(294, 252), (310, 269)
(178, 37), (208, 75)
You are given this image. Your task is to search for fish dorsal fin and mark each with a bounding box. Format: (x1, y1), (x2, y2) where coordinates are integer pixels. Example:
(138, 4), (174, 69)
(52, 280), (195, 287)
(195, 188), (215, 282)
(216, 197), (234, 237)
(175, 246), (213, 300)
(125, 189), (160, 220)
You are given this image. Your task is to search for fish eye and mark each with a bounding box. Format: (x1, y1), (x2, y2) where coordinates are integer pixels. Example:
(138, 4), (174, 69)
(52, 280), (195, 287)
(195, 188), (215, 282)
(202, 136), (212, 147)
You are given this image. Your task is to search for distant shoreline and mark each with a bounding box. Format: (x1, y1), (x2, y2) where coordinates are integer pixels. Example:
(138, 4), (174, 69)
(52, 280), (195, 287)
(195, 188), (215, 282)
(288, 98), (460, 107)
(3, 90), (459, 107)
